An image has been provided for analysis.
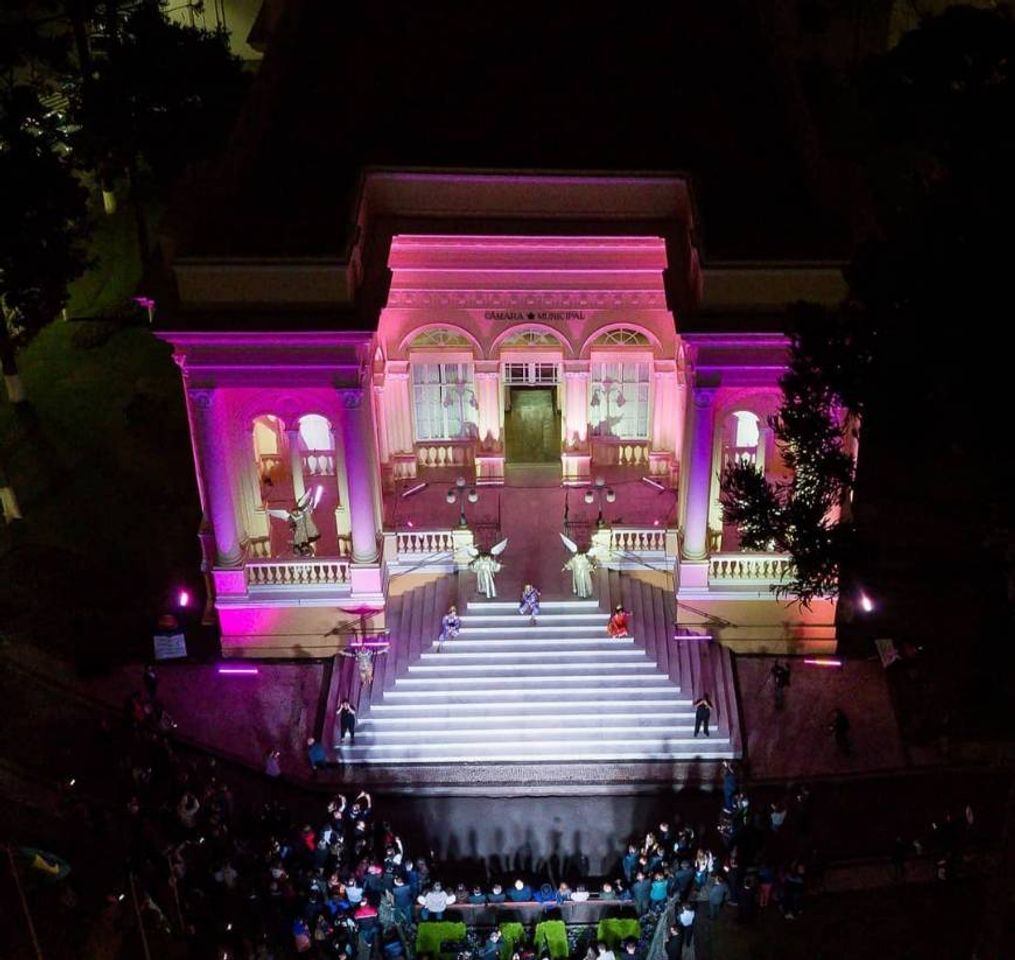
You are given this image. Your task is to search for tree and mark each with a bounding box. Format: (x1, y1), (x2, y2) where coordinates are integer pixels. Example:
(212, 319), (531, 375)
(0, 84), (90, 403)
(720, 303), (864, 606)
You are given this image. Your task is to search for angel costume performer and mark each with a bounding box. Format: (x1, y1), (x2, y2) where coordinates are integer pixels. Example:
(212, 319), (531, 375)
(607, 605), (631, 638)
(518, 584), (541, 620)
(560, 533), (597, 598)
(267, 487), (322, 557)
(339, 643), (389, 687)
(468, 538), (508, 598)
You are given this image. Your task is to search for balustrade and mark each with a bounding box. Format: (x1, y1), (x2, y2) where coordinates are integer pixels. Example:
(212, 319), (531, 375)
(722, 445), (758, 470)
(415, 442), (474, 469)
(610, 527), (670, 556)
(708, 553), (792, 584)
(246, 558), (351, 587)
(395, 530), (456, 556)
(302, 450), (336, 476)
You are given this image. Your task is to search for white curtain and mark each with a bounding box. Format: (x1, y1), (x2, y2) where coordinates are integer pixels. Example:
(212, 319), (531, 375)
(589, 361), (650, 439)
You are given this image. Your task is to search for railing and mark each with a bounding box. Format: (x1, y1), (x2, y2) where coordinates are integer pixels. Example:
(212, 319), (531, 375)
(302, 450), (336, 476)
(591, 438), (650, 467)
(395, 530), (456, 556)
(722, 444), (758, 469)
(244, 536), (272, 559)
(610, 527), (670, 555)
(709, 552), (792, 585)
(415, 441), (474, 469)
(246, 558), (351, 587)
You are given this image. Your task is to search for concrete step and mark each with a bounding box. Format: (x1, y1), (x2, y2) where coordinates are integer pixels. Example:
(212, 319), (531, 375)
(466, 600), (601, 611)
(430, 637), (638, 652)
(370, 698), (688, 716)
(394, 671), (671, 687)
(407, 660), (658, 677)
(417, 650), (647, 665)
(381, 684), (681, 700)
(337, 739), (736, 763)
(459, 613), (608, 624)
(348, 723), (704, 743)
(457, 624), (622, 635)
(360, 710), (697, 728)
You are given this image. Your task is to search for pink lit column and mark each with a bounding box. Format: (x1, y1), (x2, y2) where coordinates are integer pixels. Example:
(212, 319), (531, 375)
(563, 369), (589, 445)
(475, 364), (502, 446)
(340, 389), (380, 564)
(189, 389), (243, 567)
(682, 386), (717, 562)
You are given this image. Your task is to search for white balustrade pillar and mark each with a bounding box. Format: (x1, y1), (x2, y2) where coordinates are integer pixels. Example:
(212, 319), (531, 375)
(286, 426), (306, 502)
(189, 389), (243, 567)
(340, 389), (380, 564)
(681, 387), (717, 562)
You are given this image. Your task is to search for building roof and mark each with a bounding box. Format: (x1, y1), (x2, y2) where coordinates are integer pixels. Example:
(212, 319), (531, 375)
(167, 1), (849, 263)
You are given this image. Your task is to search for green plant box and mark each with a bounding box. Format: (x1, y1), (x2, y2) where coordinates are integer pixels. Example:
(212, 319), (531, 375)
(535, 920), (568, 959)
(416, 921), (468, 960)
(499, 921), (526, 960)
(596, 918), (641, 949)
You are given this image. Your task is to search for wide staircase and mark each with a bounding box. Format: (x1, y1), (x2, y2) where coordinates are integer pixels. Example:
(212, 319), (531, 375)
(334, 576), (739, 765)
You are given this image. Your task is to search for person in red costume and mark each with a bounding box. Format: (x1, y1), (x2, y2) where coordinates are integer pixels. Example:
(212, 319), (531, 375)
(607, 604), (630, 638)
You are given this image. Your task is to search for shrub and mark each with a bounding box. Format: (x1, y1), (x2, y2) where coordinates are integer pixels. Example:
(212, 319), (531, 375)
(415, 922), (468, 960)
(535, 920), (568, 959)
(499, 922), (526, 960)
(595, 919), (641, 949)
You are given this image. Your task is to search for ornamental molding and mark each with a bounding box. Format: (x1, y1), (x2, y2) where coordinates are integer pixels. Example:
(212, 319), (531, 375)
(385, 289), (667, 309)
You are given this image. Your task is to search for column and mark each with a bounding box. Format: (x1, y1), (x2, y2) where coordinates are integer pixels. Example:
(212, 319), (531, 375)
(651, 365), (678, 453)
(189, 389), (243, 567)
(681, 386), (717, 562)
(285, 426), (306, 502)
(385, 366), (413, 454)
(475, 363), (502, 446)
(340, 388), (380, 564)
(563, 368), (589, 446)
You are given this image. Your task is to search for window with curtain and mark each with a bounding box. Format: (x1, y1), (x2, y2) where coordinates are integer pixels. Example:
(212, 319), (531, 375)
(588, 361), (650, 439)
(412, 362), (477, 441)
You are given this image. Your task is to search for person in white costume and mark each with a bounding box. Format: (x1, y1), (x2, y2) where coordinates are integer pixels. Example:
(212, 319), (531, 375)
(560, 533), (597, 599)
(465, 538), (508, 598)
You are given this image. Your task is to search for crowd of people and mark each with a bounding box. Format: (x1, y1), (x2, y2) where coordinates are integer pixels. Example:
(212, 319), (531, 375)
(100, 667), (981, 960)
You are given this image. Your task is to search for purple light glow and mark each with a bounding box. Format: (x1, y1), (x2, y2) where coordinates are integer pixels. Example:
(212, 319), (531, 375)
(217, 665), (259, 675)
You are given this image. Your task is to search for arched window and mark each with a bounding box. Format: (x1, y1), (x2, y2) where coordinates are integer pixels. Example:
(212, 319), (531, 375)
(501, 328), (565, 348)
(298, 414), (336, 477)
(409, 328), (472, 349)
(733, 410), (760, 449)
(593, 327), (651, 348)
(412, 363), (478, 441)
(252, 415), (284, 480)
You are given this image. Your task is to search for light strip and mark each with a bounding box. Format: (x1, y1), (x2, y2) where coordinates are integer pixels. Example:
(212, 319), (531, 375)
(673, 634), (713, 641)
(803, 658), (843, 668)
(217, 666), (259, 675)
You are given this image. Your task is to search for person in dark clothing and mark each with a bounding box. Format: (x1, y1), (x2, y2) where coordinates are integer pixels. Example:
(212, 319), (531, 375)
(487, 883), (507, 904)
(307, 737), (327, 774)
(770, 661), (790, 710)
(508, 878), (533, 902)
(830, 708), (852, 756)
(693, 694), (713, 737)
(143, 664), (158, 700)
(737, 876), (757, 924)
(722, 761), (737, 812)
(337, 699), (357, 744)
(664, 925), (683, 960)
(630, 871), (651, 916)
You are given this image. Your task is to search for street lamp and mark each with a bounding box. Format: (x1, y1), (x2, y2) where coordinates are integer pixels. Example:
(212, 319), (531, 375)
(446, 476), (478, 528)
(583, 475), (616, 528)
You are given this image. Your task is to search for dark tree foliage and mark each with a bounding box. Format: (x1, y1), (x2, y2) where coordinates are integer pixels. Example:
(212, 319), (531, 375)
(720, 303), (862, 605)
(0, 84), (90, 400)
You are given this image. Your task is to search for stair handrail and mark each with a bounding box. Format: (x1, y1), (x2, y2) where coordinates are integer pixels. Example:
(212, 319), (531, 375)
(386, 551), (454, 581)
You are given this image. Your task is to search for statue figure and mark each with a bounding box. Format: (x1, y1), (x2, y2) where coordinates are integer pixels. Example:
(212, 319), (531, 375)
(436, 604), (461, 652)
(518, 583), (541, 624)
(267, 487), (322, 557)
(560, 533), (597, 599)
(339, 641), (390, 688)
(466, 538), (508, 598)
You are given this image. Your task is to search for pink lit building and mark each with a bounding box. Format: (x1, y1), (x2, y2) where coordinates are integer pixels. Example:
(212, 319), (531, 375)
(159, 170), (842, 659)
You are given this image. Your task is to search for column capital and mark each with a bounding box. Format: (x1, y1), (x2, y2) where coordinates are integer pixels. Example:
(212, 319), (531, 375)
(341, 388), (365, 410)
(693, 387), (717, 410)
(188, 388), (215, 410)
(564, 370), (590, 381)
(474, 371), (500, 382)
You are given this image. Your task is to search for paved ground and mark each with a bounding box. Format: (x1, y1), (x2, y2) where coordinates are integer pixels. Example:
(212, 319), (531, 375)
(737, 657), (907, 779)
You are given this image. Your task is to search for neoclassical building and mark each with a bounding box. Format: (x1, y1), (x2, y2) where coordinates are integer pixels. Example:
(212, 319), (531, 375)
(160, 170), (842, 656)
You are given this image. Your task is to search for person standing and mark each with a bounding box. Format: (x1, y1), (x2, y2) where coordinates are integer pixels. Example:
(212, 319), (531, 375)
(770, 660), (790, 710)
(693, 694), (714, 737)
(706, 873), (729, 920)
(677, 901), (696, 948)
(143, 664), (158, 700)
(306, 737), (327, 776)
(264, 749), (282, 779)
(519, 584), (541, 625)
(722, 760), (737, 812)
(830, 708), (852, 756)
(337, 699), (357, 744)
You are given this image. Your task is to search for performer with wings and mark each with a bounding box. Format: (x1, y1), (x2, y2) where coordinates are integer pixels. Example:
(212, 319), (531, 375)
(267, 486), (323, 557)
(465, 538), (508, 598)
(560, 533), (598, 599)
